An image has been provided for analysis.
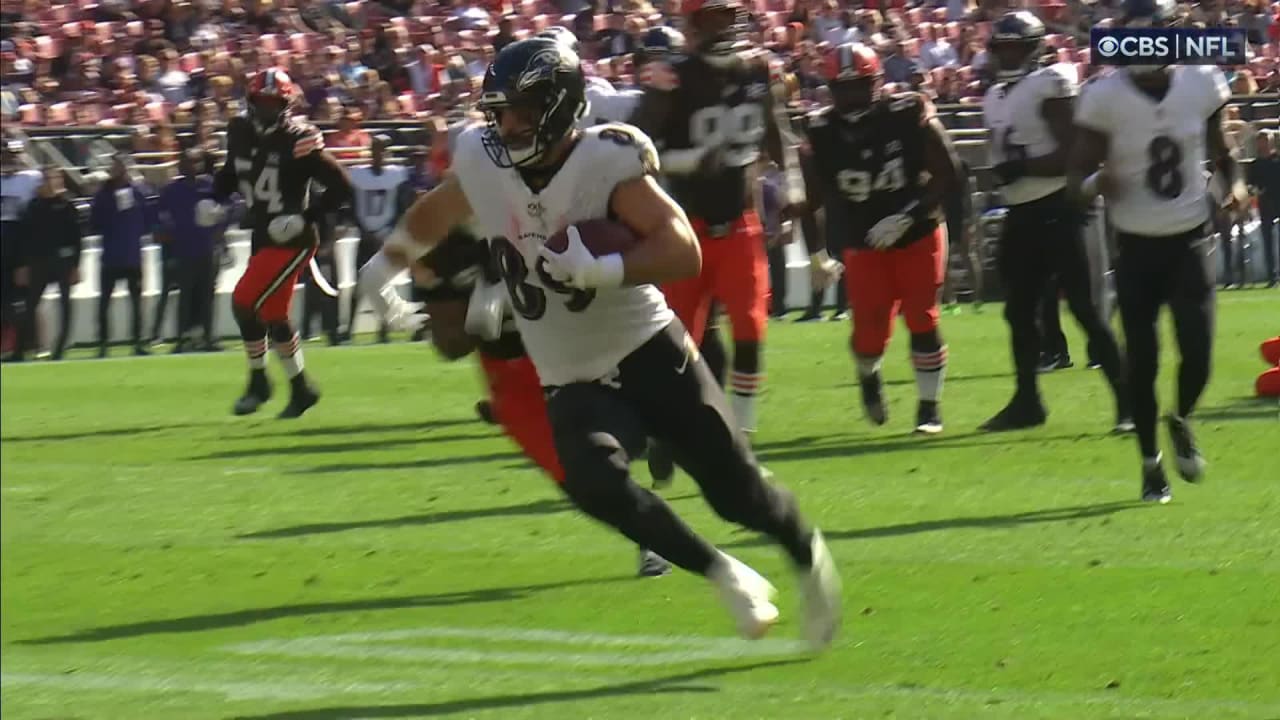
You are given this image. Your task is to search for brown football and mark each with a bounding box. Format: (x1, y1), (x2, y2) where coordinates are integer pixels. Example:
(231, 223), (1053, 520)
(545, 219), (639, 257)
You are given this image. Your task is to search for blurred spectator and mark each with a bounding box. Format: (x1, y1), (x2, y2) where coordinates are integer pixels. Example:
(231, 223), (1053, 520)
(493, 16), (517, 53)
(327, 107), (371, 160)
(156, 149), (225, 351)
(11, 165), (81, 359)
(881, 34), (923, 87)
(90, 153), (154, 357)
(1249, 131), (1280, 288)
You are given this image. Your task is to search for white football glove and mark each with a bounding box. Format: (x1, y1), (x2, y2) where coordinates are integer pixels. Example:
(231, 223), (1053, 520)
(867, 213), (913, 250)
(356, 251), (424, 331)
(536, 225), (625, 290)
(809, 249), (843, 292)
(267, 214), (306, 244)
(194, 198), (227, 228)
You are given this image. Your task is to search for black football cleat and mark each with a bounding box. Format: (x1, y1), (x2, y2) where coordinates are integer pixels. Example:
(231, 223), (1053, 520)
(859, 373), (888, 426)
(475, 399), (497, 425)
(1141, 461), (1172, 504)
(980, 398), (1048, 432)
(277, 384), (320, 419)
(914, 400), (943, 435)
(637, 548), (672, 578)
(233, 372), (272, 416)
(647, 437), (676, 489)
(1165, 415), (1206, 482)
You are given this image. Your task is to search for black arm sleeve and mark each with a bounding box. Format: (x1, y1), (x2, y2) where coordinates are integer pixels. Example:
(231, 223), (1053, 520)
(301, 150), (354, 223)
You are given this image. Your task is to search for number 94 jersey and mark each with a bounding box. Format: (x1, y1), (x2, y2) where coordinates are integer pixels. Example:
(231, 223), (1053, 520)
(224, 115), (328, 251)
(804, 93), (935, 251)
(1075, 65), (1230, 236)
(450, 122), (674, 387)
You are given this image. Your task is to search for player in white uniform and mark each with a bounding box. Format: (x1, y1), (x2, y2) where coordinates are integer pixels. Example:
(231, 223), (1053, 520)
(1067, 0), (1238, 502)
(377, 37), (840, 648)
(347, 135), (413, 342)
(979, 10), (1131, 434)
(2, 140), (44, 361)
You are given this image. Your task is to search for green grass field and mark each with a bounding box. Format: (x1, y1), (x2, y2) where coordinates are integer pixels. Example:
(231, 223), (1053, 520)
(2, 292), (1278, 720)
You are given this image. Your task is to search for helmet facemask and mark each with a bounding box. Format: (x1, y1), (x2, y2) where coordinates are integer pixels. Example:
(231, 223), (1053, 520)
(250, 94), (290, 134)
(690, 5), (747, 68)
(481, 86), (581, 169)
(990, 39), (1043, 82)
(830, 76), (879, 124)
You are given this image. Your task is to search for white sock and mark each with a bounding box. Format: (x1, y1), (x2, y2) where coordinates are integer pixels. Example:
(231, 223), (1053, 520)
(273, 332), (304, 378)
(855, 354), (883, 378)
(912, 345), (948, 402)
(245, 337), (267, 370)
(730, 371), (763, 433)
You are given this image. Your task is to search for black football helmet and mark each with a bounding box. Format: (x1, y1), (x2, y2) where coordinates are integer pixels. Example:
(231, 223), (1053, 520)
(680, 0), (748, 68)
(537, 25), (579, 55)
(987, 11), (1046, 83)
(478, 37), (587, 169)
(636, 25), (687, 67)
(1120, 0), (1178, 26)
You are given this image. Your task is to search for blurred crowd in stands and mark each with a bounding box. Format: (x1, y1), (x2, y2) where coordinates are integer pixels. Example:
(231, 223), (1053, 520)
(2, 0), (1277, 145)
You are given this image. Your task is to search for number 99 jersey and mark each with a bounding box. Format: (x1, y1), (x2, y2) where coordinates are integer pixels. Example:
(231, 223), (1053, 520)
(223, 115), (328, 251)
(1074, 65), (1230, 237)
(659, 54), (773, 225)
(803, 93), (935, 251)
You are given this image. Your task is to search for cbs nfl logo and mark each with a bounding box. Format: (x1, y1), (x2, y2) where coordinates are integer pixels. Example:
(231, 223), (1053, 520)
(1091, 27), (1246, 66)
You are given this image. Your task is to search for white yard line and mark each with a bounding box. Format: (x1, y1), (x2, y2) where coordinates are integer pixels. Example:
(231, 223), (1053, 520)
(0, 671), (416, 702)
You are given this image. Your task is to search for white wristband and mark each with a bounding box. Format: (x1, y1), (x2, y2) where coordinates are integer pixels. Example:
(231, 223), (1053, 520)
(1081, 171), (1101, 199)
(591, 253), (626, 289)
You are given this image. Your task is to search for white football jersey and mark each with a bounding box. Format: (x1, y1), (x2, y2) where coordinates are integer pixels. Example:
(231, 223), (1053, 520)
(582, 77), (641, 129)
(1, 169), (42, 223)
(982, 63), (1078, 205)
(349, 165), (410, 234)
(1076, 66), (1230, 236)
(451, 123), (673, 386)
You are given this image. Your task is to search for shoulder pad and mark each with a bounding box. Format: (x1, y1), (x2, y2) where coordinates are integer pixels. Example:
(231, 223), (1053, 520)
(285, 121), (324, 159)
(887, 92), (934, 125)
(805, 107), (831, 128)
(588, 123), (660, 177)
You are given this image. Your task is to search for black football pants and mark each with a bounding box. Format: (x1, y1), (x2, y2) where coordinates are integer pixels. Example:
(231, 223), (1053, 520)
(998, 191), (1126, 413)
(544, 320), (813, 575)
(97, 265), (143, 349)
(1115, 229), (1216, 459)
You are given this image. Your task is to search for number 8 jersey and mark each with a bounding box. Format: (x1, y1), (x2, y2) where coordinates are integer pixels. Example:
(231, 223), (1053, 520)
(803, 93), (936, 251)
(1075, 65), (1230, 236)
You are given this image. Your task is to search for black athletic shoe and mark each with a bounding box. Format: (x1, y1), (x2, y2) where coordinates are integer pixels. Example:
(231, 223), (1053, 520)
(475, 399), (497, 425)
(794, 310), (821, 323)
(277, 383), (320, 419)
(1141, 461), (1172, 504)
(1036, 353), (1059, 374)
(233, 372), (272, 416)
(1054, 354), (1074, 370)
(133, 345), (151, 357)
(859, 372), (888, 426)
(980, 398), (1048, 432)
(647, 437), (675, 489)
(914, 400), (943, 435)
(637, 548), (672, 578)
(1165, 415), (1205, 482)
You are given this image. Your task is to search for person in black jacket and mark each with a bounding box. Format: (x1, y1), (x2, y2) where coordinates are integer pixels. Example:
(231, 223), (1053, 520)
(12, 166), (83, 361)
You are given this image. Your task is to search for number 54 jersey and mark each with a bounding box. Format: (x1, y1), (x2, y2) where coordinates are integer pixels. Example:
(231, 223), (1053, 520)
(804, 93), (936, 251)
(450, 122), (674, 387)
(1075, 65), (1230, 237)
(222, 115), (332, 252)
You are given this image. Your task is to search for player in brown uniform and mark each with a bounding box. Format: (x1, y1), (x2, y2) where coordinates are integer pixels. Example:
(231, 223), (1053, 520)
(202, 68), (353, 418)
(629, 0), (839, 439)
(800, 43), (962, 433)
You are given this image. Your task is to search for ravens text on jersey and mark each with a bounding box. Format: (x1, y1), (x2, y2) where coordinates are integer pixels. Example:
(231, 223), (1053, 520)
(804, 93), (936, 250)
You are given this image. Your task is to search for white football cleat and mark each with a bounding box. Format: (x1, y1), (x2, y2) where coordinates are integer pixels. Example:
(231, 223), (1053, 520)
(709, 552), (779, 640)
(799, 529), (842, 651)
